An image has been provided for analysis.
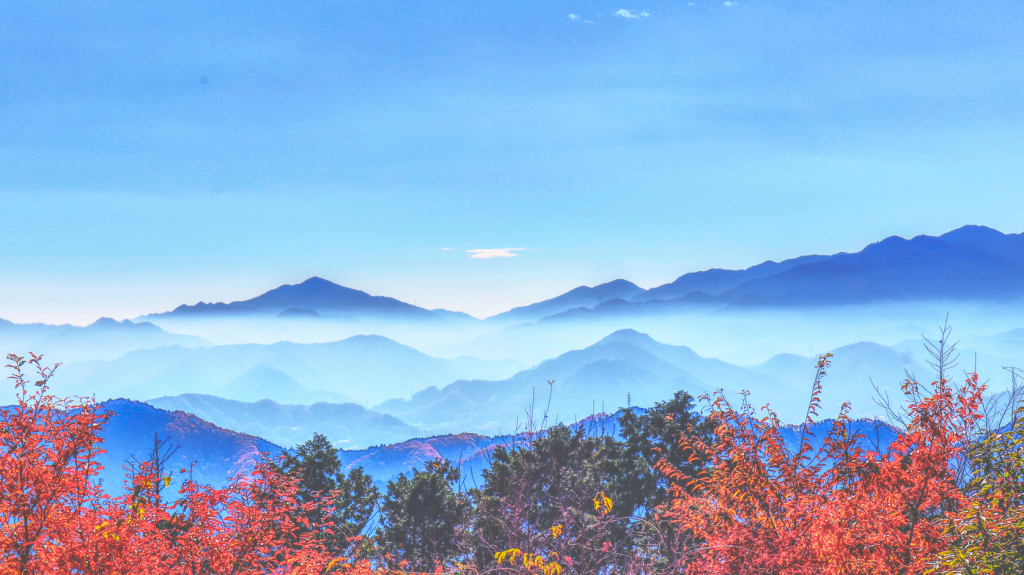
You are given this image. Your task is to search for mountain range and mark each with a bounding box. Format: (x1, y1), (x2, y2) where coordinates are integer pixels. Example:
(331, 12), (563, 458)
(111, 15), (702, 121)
(0, 317), (209, 365)
(122, 226), (1024, 328)
(374, 329), (797, 434)
(376, 329), (955, 435)
(533, 225), (1024, 321)
(146, 393), (421, 449)
(81, 328), (978, 446)
(53, 335), (524, 405)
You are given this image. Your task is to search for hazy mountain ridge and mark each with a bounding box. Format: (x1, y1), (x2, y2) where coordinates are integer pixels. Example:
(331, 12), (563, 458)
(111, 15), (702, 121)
(0, 317), (210, 366)
(54, 334), (523, 405)
(374, 329), (796, 435)
(146, 393), (421, 449)
(749, 342), (930, 418)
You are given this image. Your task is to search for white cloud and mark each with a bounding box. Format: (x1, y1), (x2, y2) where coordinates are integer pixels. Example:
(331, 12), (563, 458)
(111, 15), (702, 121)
(723, 1), (735, 5)
(567, 13), (578, 20)
(440, 247), (453, 251)
(614, 9), (650, 18)
(466, 248), (527, 260)
(688, 2), (696, 6)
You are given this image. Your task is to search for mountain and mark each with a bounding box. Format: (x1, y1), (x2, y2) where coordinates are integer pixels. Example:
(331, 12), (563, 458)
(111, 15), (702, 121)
(92, 399), (281, 494)
(938, 225), (1024, 266)
(488, 280), (646, 323)
(0, 317), (210, 365)
(54, 334), (523, 405)
(143, 277), (442, 321)
(536, 293), (719, 323)
(0, 318), (68, 354)
(889, 334), (1022, 394)
(749, 341), (929, 416)
(519, 226), (1024, 320)
(374, 329), (794, 435)
(715, 232), (1024, 306)
(146, 394), (420, 449)
(216, 364), (356, 404)
(31, 318), (210, 362)
(633, 255), (830, 302)
(338, 432), (501, 484)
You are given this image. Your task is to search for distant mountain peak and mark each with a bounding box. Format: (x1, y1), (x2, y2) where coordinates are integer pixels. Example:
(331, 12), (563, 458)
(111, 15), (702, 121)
(597, 279), (640, 289)
(940, 224), (1005, 241)
(84, 317), (163, 333)
(597, 328), (655, 346)
(488, 279), (645, 322)
(88, 317), (129, 328)
(145, 276), (440, 321)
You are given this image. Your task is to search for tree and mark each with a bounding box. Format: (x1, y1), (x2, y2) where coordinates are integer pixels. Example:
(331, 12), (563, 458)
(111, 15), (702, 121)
(659, 354), (985, 575)
(127, 433), (179, 506)
(617, 390), (715, 512)
(376, 458), (469, 572)
(616, 391), (716, 569)
(472, 424), (634, 574)
(0, 354), (349, 575)
(0, 353), (109, 575)
(276, 433), (379, 554)
(932, 367), (1024, 574)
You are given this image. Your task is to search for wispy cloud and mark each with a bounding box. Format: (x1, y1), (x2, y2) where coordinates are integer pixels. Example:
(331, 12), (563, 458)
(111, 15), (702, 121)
(723, 1), (735, 5)
(615, 9), (650, 18)
(466, 248), (527, 259)
(567, 13), (579, 20)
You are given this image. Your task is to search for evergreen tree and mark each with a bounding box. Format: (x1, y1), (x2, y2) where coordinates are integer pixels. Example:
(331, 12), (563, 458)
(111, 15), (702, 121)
(616, 390), (715, 513)
(472, 425), (633, 574)
(277, 433), (379, 553)
(376, 458), (469, 572)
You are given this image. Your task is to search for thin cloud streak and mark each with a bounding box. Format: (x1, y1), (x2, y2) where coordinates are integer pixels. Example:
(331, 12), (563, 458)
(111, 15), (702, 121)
(467, 248), (527, 259)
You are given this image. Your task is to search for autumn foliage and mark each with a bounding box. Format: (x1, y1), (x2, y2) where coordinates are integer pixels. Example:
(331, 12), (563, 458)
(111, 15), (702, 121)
(657, 354), (986, 575)
(0, 353), (370, 575)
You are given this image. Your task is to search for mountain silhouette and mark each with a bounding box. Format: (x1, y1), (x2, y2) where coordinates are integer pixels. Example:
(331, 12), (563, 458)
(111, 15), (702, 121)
(717, 230), (1024, 305)
(521, 225), (1024, 320)
(145, 277), (440, 320)
(488, 279), (645, 322)
(633, 255), (829, 302)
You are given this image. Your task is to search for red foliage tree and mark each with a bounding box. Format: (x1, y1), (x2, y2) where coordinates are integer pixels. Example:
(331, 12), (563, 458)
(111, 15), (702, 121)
(0, 353), (371, 575)
(657, 355), (985, 575)
(0, 353), (110, 575)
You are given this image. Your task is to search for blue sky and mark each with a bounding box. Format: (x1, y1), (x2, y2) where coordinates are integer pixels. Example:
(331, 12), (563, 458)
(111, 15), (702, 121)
(2, 0), (1023, 323)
